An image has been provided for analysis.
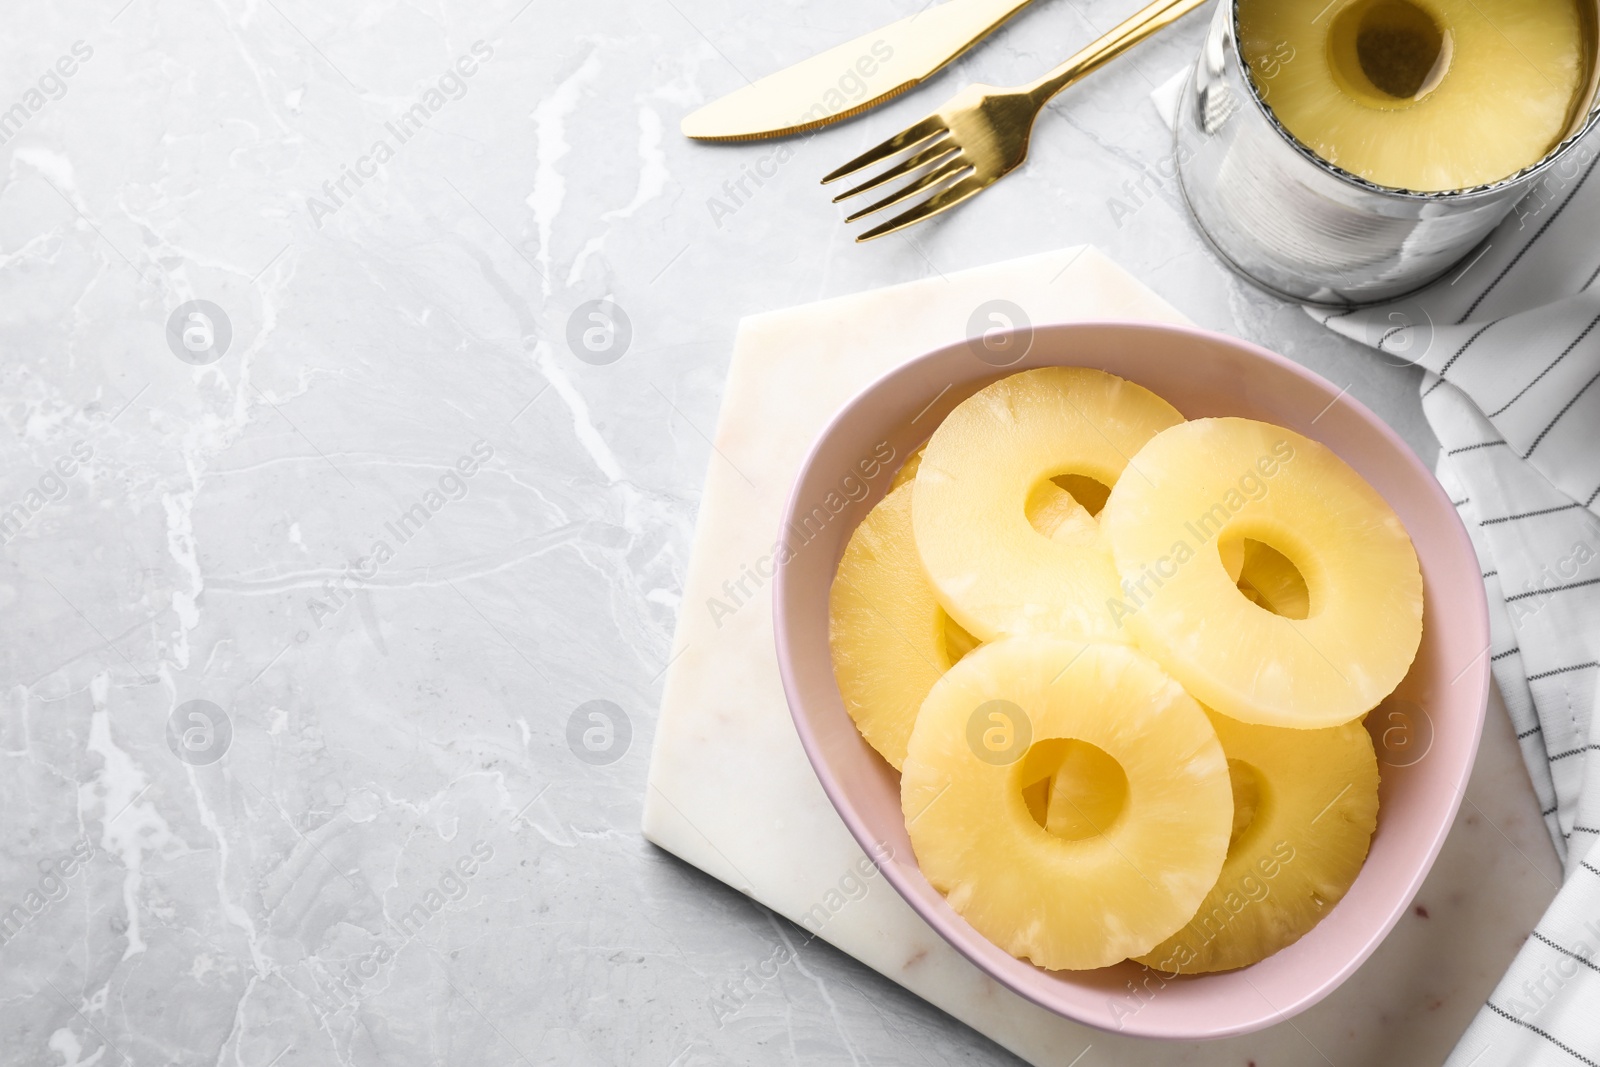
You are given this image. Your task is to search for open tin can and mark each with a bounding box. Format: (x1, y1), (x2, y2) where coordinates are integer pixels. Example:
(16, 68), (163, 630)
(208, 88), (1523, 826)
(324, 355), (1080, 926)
(1175, 0), (1600, 306)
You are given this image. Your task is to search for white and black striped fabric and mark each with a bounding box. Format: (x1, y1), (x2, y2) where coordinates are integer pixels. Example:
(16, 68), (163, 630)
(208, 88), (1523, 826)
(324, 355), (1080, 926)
(1317, 150), (1600, 1067)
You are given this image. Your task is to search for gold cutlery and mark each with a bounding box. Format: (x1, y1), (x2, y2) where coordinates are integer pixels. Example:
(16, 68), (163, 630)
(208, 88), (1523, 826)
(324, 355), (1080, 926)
(681, 0), (1044, 142)
(824, 0), (1210, 241)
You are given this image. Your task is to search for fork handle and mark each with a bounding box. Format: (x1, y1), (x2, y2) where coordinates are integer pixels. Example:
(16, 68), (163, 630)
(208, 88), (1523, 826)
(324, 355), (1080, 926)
(1024, 0), (1210, 106)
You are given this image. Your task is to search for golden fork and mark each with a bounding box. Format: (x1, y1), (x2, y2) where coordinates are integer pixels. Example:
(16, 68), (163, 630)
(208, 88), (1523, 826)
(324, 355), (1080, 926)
(824, 0), (1210, 241)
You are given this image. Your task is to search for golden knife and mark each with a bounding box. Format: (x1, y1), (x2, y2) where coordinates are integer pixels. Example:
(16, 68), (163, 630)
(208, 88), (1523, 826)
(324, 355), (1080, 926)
(681, 0), (1041, 142)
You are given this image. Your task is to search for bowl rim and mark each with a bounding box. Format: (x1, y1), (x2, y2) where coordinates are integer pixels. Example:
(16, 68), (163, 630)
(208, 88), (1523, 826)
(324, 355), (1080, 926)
(771, 319), (1490, 1039)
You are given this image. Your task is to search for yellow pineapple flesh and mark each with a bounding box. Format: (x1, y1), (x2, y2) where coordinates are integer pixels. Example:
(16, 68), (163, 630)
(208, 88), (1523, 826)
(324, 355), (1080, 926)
(832, 468), (1099, 767)
(830, 484), (979, 769)
(901, 442), (1100, 550)
(901, 637), (1233, 971)
(1099, 418), (1422, 729)
(914, 368), (1184, 643)
(1240, 0), (1592, 190)
(1133, 708), (1379, 974)
(1025, 479), (1101, 547)
(1043, 739), (1130, 840)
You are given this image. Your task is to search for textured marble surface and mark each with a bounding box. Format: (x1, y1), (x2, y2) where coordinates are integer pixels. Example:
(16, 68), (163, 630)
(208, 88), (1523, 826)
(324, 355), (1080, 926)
(0, 1), (1560, 1065)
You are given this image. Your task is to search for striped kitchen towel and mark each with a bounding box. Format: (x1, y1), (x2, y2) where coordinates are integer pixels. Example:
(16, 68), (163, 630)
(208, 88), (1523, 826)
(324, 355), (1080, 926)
(1316, 150), (1600, 1067)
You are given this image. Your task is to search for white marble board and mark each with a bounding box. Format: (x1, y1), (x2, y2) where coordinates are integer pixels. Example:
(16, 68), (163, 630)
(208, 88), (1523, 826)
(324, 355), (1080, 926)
(641, 245), (1564, 1067)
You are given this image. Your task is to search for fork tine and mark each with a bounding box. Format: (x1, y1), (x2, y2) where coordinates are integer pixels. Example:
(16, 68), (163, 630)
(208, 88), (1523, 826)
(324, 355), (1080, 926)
(831, 139), (957, 203)
(820, 116), (946, 185)
(843, 158), (971, 223)
(855, 175), (988, 242)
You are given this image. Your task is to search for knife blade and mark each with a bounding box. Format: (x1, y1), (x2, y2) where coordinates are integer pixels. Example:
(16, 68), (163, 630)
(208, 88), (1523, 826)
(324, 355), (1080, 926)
(681, 0), (1038, 141)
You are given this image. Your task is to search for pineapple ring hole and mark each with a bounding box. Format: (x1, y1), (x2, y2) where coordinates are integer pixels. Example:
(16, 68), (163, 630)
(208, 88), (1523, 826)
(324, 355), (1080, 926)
(1015, 738), (1129, 841)
(1328, 0), (1453, 109)
(1024, 473), (1113, 537)
(1219, 534), (1313, 621)
(1226, 758), (1264, 851)
(1050, 473), (1112, 517)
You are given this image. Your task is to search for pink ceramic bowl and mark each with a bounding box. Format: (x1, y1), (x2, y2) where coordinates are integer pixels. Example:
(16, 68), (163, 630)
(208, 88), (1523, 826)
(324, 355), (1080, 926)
(772, 321), (1489, 1040)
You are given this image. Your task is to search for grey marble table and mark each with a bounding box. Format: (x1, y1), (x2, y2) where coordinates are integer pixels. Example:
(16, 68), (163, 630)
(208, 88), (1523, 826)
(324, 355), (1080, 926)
(1, 1), (1533, 1065)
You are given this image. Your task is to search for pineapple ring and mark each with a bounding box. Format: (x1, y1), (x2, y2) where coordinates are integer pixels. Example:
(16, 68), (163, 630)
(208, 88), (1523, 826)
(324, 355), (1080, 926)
(1134, 708), (1379, 974)
(1239, 0), (1590, 191)
(913, 368), (1184, 643)
(901, 636), (1233, 971)
(830, 484), (978, 769)
(1099, 418), (1422, 729)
